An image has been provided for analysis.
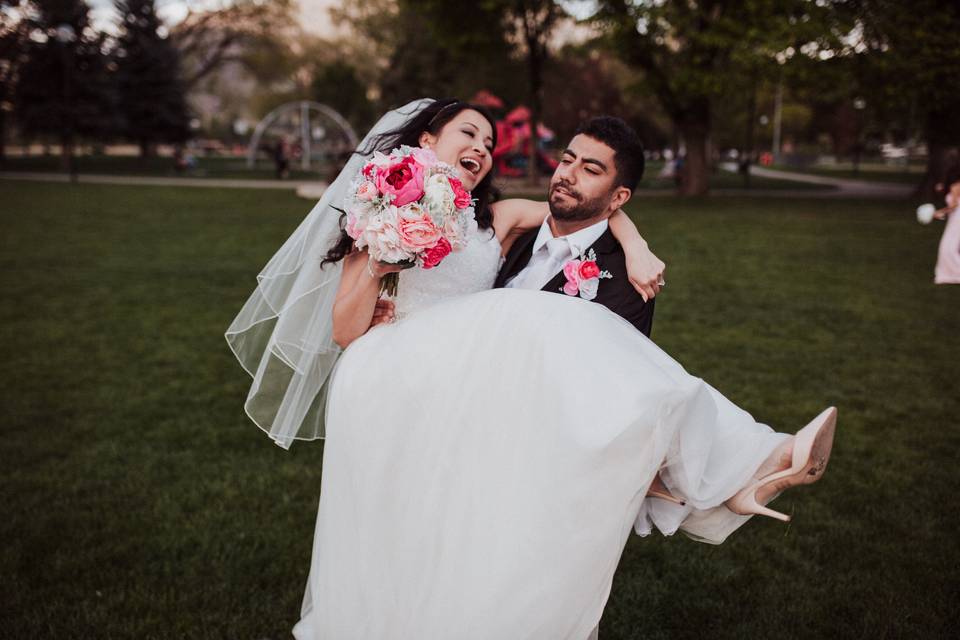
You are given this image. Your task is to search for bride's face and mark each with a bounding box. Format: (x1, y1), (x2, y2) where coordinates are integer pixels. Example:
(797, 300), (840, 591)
(419, 109), (494, 191)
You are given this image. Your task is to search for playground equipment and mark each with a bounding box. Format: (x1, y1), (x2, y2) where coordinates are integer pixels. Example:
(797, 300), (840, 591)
(492, 105), (559, 178)
(246, 101), (359, 171)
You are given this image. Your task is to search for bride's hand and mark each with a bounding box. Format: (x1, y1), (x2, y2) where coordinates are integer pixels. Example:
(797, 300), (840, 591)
(625, 247), (666, 303)
(370, 299), (396, 327)
(366, 258), (407, 279)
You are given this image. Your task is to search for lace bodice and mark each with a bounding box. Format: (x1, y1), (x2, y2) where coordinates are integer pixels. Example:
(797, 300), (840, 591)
(393, 226), (502, 316)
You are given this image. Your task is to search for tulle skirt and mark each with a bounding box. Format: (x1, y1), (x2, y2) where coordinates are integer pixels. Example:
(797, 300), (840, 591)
(293, 289), (788, 640)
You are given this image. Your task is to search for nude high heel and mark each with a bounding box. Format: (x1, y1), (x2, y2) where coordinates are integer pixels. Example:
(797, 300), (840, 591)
(726, 407), (837, 522)
(647, 474), (686, 506)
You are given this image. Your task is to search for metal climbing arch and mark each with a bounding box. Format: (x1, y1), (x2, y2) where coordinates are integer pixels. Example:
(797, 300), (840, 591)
(246, 101), (359, 170)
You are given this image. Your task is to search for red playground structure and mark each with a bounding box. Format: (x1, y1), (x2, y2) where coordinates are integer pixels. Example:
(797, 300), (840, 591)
(491, 105), (559, 178)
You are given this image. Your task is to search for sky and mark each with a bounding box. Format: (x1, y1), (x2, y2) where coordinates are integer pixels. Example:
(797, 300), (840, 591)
(87, 0), (342, 36)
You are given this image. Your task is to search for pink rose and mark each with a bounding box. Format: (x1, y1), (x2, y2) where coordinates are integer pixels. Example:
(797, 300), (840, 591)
(563, 280), (580, 296)
(448, 177), (473, 209)
(442, 216), (464, 247)
(562, 259), (582, 283)
(578, 260), (600, 280)
(375, 157), (425, 207)
(421, 237), (452, 269)
(356, 181), (378, 201)
(345, 213), (365, 240)
(410, 146), (438, 167)
(397, 212), (442, 252)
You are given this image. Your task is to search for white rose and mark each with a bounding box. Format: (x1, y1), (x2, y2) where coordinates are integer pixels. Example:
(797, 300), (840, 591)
(363, 211), (409, 263)
(578, 277), (599, 301)
(422, 173), (456, 219)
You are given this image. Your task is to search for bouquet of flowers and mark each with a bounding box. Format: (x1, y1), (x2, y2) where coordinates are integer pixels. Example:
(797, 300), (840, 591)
(916, 203), (936, 225)
(344, 145), (477, 295)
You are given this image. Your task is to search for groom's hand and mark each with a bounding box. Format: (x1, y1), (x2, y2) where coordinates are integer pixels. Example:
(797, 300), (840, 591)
(371, 299), (396, 328)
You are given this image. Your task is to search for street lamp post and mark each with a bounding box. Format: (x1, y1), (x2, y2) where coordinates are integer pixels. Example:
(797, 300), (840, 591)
(53, 24), (77, 183)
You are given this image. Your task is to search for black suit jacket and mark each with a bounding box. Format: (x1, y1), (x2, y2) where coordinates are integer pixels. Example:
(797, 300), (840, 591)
(494, 226), (655, 336)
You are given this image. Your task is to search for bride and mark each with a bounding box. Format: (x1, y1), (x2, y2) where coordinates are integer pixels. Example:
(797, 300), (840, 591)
(226, 99), (837, 640)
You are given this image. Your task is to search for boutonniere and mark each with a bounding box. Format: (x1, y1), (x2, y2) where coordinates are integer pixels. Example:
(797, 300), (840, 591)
(560, 248), (612, 301)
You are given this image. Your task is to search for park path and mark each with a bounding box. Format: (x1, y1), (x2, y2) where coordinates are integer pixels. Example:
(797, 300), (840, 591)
(720, 163), (914, 197)
(2, 168), (913, 199)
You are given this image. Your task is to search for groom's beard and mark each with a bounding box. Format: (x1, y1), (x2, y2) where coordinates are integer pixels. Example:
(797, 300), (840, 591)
(548, 180), (610, 222)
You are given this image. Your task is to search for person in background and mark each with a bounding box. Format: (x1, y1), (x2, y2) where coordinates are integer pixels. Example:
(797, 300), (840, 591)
(933, 166), (960, 284)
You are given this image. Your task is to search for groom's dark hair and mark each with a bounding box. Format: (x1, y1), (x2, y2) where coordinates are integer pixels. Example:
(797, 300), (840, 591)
(575, 116), (645, 191)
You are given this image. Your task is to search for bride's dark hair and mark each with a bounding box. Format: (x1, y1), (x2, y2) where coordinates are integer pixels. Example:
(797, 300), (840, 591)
(323, 98), (499, 265)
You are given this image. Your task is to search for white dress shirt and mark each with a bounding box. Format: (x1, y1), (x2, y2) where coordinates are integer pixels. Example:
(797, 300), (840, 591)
(505, 217), (609, 290)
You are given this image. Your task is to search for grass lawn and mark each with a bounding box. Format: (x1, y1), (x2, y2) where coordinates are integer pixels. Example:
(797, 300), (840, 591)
(0, 154), (326, 181)
(1, 180), (957, 638)
(0, 154), (829, 191)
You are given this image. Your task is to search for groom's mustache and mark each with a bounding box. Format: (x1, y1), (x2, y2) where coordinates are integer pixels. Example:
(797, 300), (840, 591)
(550, 180), (581, 202)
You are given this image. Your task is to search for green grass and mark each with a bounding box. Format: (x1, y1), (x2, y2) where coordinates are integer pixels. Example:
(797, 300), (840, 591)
(0, 154), (829, 190)
(1, 181), (957, 638)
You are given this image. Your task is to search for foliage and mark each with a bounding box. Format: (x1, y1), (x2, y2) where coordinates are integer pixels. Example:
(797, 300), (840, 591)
(0, 1), (32, 157)
(593, 0), (854, 194)
(857, 0), (960, 195)
(543, 43), (671, 150)
(310, 60), (376, 131)
(112, 0), (190, 153)
(11, 0), (116, 145)
(169, 0), (299, 90)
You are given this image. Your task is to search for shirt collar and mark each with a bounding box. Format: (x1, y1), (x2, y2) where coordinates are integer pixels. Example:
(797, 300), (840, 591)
(531, 217), (610, 257)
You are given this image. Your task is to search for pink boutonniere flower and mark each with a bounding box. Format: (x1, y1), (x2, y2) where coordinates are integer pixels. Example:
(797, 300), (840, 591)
(561, 248), (612, 301)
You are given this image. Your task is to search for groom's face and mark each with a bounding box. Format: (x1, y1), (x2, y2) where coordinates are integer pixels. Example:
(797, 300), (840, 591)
(548, 134), (621, 222)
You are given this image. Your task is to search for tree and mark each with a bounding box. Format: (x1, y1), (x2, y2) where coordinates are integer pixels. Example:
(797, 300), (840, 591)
(1, 1), (32, 160)
(310, 61), (375, 131)
(494, 0), (565, 185)
(13, 0), (115, 172)
(858, 0), (960, 199)
(543, 44), (670, 152)
(594, 0), (847, 195)
(336, 0), (524, 109)
(113, 0), (190, 157)
(170, 0), (298, 91)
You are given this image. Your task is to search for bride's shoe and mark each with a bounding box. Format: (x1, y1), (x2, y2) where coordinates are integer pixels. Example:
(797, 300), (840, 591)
(726, 407), (837, 522)
(647, 474), (686, 506)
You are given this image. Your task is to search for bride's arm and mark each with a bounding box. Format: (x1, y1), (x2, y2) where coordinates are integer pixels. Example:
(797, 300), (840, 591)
(332, 251), (401, 348)
(608, 211), (666, 303)
(494, 198), (666, 301)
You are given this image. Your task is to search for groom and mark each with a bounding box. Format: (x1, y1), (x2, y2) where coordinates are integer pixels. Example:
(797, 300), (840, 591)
(372, 116), (660, 334)
(492, 116), (655, 335)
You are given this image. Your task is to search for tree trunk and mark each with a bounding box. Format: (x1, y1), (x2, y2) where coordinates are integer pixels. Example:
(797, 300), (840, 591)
(139, 140), (156, 158)
(527, 45), (542, 187)
(917, 138), (949, 202)
(678, 114), (710, 196)
(60, 136), (73, 172)
(0, 108), (6, 163)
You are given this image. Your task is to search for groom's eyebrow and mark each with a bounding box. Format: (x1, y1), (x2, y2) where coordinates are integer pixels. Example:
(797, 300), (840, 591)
(562, 149), (608, 172)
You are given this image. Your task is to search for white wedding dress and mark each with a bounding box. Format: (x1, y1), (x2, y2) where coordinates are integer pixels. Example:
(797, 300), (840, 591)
(292, 225), (788, 640)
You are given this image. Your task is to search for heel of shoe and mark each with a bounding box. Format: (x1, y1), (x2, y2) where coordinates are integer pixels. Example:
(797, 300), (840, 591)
(648, 490), (686, 506)
(726, 484), (791, 521)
